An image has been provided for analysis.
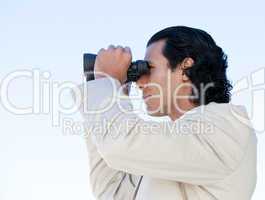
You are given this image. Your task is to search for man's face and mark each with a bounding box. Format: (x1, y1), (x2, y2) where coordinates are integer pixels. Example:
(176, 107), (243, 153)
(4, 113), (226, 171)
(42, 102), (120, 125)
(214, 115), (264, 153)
(136, 39), (188, 117)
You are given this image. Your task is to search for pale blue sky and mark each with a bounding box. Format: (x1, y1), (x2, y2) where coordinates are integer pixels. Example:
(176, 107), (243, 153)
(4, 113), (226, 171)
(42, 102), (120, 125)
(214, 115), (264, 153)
(0, 0), (264, 199)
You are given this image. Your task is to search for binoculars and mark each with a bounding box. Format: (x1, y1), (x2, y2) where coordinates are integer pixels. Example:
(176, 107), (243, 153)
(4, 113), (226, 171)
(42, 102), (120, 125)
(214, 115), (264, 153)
(83, 53), (151, 83)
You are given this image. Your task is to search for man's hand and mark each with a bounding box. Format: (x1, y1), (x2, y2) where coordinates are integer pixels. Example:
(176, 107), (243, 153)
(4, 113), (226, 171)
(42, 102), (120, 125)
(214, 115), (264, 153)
(94, 45), (132, 84)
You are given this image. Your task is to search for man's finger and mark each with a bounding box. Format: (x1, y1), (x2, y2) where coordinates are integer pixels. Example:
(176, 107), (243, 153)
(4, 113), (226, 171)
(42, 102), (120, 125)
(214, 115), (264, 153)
(116, 45), (123, 50)
(98, 48), (106, 54)
(108, 44), (116, 49)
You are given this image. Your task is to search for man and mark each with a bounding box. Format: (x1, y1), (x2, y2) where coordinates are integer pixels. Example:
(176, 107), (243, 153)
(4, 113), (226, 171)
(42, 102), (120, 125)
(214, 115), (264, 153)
(72, 26), (257, 199)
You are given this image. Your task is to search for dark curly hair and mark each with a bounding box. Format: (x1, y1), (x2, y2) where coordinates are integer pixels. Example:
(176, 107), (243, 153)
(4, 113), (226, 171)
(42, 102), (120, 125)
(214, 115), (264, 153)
(147, 26), (233, 105)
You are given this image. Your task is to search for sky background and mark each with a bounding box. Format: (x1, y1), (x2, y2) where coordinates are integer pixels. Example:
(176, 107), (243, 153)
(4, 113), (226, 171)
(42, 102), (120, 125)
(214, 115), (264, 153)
(0, 0), (264, 199)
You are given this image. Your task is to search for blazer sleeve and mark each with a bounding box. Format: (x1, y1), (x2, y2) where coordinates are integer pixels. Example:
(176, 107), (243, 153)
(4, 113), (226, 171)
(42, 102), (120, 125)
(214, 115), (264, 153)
(84, 126), (141, 200)
(71, 85), (141, 200)
(72, 77), (245, 185)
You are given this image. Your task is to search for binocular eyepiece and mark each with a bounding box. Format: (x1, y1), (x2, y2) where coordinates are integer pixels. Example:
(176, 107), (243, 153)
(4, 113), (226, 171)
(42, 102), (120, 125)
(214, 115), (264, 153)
(83, 53), (151, 83)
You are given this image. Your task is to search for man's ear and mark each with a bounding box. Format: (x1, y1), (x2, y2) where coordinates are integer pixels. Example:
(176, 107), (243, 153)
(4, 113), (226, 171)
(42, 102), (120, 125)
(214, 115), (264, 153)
(181, 57), (194, 81)
(183, 57), (194, 68)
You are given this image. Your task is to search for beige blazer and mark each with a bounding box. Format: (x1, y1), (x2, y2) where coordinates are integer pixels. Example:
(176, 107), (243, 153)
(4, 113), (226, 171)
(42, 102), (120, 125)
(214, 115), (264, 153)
(72, 77), (257, 200)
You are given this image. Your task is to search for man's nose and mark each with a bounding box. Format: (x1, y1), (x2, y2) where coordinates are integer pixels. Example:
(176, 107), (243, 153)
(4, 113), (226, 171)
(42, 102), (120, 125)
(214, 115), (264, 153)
(136, 75), (149, 90)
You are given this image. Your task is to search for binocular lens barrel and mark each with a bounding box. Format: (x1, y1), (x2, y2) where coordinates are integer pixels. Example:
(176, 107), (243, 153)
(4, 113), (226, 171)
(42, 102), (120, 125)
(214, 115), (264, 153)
(83, 53), (150, 83)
